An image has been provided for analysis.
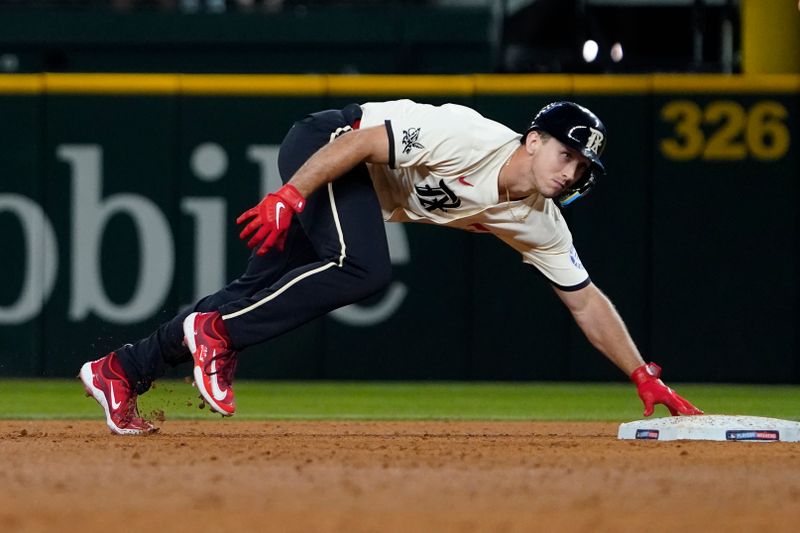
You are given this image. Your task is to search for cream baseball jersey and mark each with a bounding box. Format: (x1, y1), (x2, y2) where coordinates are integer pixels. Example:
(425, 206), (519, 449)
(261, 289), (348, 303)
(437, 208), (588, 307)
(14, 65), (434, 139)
(358, 99), (590, 290)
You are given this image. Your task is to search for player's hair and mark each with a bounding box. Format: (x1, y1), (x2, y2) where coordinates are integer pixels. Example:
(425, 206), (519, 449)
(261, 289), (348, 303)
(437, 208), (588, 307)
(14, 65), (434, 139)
(523, 130), (552, 143)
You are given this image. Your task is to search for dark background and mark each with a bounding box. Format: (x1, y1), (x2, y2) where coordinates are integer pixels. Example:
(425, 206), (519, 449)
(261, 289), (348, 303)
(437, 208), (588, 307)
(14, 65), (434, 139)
(0, 1), (797, 383)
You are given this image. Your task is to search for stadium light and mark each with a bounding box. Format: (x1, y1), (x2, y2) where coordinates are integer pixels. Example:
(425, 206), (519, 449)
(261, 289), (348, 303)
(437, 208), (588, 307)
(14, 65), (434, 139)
(610, 42), (623, 63)
(582, 40), (599, 63)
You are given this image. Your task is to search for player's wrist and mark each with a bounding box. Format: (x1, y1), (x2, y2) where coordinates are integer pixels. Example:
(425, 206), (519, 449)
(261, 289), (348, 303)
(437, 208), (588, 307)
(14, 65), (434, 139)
(276, 184), (306, 213)
(630, 362), (661, 385)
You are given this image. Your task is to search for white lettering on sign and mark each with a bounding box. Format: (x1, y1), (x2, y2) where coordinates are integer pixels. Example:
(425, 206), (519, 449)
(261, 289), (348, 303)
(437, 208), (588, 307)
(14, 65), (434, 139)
(0, 195), (58, 324)
(58, 145), (174, 324)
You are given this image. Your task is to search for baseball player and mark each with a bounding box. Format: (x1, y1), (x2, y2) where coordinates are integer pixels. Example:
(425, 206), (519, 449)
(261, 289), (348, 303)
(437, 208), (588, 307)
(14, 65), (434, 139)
(80, 99), (702, 434)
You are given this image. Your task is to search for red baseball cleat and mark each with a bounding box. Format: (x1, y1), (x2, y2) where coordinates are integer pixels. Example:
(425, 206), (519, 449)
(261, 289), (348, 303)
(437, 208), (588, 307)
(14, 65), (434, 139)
(183, 311), (238, 416)
(79, 352), (158, 435)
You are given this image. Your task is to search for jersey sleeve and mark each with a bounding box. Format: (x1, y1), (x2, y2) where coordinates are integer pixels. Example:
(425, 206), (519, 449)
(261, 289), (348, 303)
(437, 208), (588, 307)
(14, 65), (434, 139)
(522, 245), (591, 291)
(360, 100), (492, 174)
(495, 233), (591, 290)
(485, 204), (591, 291)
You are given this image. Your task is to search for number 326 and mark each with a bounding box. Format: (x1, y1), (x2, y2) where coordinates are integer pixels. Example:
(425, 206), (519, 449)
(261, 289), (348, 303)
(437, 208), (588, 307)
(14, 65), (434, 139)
(660, 100), (790, 161)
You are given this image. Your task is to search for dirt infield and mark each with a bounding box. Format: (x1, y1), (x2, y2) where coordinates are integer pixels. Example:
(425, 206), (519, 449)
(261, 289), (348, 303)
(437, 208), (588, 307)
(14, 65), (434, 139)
(1, 420), (799, 532)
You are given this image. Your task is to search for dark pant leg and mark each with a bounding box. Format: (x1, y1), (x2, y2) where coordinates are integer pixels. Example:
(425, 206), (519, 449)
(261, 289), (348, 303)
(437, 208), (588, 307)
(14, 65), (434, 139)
(117, 106), (390, 393)
(219, 109), (391, 346)
(117, 222), (319, 394)
(220, 167), (391, 346)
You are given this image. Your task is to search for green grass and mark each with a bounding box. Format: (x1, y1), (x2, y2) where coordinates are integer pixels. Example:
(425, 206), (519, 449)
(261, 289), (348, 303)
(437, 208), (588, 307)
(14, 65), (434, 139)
(1, 380), (799, 421)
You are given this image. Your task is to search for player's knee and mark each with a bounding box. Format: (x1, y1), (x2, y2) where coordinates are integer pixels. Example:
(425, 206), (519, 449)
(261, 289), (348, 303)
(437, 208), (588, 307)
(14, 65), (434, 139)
(364, 261), (392, 294)
(345, 259), (392, 299)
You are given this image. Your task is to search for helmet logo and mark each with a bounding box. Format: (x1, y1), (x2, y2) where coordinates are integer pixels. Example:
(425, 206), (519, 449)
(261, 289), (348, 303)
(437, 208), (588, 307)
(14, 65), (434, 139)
(586, 128), (604, 155)
(567, 125), (605, 156)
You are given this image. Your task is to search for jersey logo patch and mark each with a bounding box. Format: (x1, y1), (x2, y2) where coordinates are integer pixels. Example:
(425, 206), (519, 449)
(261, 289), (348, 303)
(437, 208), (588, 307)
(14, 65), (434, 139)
(401, 127), (425, 154)
(569, 246), (584, 270)
(415, 180), (461, 212)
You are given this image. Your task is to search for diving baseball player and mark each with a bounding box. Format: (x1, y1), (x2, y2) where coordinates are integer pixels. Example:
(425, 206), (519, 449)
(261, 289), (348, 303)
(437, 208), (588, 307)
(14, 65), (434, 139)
(80, 100), (702, 434)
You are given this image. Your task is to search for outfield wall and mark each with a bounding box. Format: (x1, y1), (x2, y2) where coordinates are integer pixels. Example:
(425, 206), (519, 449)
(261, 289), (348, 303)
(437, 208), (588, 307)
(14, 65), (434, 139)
(1, 74), (798, 383)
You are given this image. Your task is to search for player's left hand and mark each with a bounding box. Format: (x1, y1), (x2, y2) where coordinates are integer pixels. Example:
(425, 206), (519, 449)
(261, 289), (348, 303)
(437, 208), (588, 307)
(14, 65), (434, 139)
(631, 362), (703, 417)
(236, 184), (306, 255)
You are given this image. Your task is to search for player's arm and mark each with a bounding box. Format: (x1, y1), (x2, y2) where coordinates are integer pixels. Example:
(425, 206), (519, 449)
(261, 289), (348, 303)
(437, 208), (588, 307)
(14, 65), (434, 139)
(553, 282), (702, 417)
(287, 125), (390, 197)
(554, 282), (643, 373)
(237, 125), (389, 255)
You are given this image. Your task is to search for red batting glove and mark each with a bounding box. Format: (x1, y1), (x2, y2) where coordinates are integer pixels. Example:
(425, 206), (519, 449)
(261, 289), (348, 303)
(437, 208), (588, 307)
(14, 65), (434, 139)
(631, 362), (703, 417)
(236, 184), (306, 255)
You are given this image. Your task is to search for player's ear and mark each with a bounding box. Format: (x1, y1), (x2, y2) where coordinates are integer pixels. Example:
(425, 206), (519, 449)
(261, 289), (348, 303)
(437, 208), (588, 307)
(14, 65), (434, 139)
(524, 130), (540, 155)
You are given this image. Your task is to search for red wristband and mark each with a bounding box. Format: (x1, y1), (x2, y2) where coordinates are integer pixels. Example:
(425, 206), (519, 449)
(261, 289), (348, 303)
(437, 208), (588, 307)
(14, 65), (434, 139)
(276, 184), (306, 213)
(630, 362), (662, 385)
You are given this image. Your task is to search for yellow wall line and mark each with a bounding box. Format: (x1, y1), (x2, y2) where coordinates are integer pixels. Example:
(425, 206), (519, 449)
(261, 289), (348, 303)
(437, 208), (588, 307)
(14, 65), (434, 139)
(0, 73), (797, 96)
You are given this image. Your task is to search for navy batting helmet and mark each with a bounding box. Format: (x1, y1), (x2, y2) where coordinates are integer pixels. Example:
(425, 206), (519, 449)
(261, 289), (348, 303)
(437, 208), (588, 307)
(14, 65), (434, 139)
(524, 101), (607, 207)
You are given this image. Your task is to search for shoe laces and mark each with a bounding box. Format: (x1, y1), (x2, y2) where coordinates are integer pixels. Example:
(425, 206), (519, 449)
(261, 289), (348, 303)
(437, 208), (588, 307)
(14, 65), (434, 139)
(120, 393), (141, 423)
(203, 351), (239, 387)
(196, 313), (238, 387)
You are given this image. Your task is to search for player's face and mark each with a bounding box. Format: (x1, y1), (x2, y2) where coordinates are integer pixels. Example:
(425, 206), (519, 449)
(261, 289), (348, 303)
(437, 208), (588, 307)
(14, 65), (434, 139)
(529, 134), (591, 198)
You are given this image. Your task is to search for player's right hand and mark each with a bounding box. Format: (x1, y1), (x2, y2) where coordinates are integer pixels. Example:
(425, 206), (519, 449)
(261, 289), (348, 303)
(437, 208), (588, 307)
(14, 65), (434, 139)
(236, 184), (306, 255)
(631, 362), (703, 417)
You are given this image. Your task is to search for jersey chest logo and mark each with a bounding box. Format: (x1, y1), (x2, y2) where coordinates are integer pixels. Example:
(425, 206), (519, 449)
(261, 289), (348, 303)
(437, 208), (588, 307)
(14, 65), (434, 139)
(415, 179), (461, 212)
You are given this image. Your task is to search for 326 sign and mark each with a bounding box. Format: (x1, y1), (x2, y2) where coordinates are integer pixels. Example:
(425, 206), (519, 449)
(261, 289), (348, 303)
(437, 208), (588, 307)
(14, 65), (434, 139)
(659, 100), (790, 161)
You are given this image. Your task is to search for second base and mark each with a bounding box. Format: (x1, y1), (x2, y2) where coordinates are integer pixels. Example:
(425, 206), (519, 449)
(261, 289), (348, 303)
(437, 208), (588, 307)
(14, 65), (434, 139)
(618, 415), (800, 442)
